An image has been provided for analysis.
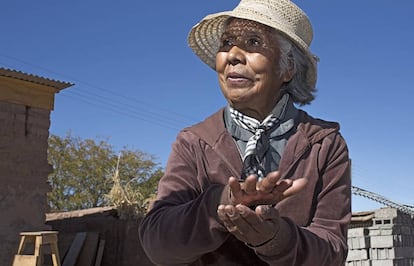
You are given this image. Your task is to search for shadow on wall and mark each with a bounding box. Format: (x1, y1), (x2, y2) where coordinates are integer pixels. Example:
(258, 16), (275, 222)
(45, 207), (154, 266)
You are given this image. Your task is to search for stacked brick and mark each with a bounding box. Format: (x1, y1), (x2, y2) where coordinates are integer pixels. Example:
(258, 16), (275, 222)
(347, 208), (414, 266)
(347, 227), (371, 265)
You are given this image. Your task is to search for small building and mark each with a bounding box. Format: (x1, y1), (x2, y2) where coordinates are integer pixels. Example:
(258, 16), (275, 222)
(0, 67), (72, 266)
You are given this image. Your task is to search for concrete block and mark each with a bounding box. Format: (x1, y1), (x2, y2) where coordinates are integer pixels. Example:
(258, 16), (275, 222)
(369, 229), (382, 236)
(373, 208), (414, 227)
(347, 249), (369, 261)
(370, 247), (414, 260)
(374, 208), (399, 219)
(370, 235), (394, 248)
(370, 235), (403, 248)
(349, 228), (369, 237)
(373, 218), (395, 227)
(401, 226), (412, 235)
(371, 260), (394, 266)
(369, 225), (414, 237)
(371, 258), (414, 266)
(346, 260), (371, 266)
(348, 236), (371, 249)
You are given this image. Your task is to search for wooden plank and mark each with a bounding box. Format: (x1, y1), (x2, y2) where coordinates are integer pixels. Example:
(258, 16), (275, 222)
(76, 232), (100, 266)
(94, 240), (105, 266)
(62, 232), (87, 266)
(12, 255), (37, 266)
(0, 76), (57, 110)
(58, 233), (76, 263)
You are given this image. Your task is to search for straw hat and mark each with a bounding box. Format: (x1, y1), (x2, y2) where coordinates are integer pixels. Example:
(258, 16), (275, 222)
(188, 0), (318, 89)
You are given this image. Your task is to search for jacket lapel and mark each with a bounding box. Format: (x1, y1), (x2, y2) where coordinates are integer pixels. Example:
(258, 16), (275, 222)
(188, 108), (243, 178)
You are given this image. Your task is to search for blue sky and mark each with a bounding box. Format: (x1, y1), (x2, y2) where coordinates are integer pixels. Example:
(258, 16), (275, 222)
(2, 1), (413, 213)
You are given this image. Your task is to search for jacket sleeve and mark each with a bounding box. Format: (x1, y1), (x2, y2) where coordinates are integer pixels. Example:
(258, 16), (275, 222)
(138, 130), (229, 266)
(255, 131), (352, 265)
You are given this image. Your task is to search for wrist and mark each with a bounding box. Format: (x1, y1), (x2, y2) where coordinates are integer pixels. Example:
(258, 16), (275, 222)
(253, 218), (293, 256)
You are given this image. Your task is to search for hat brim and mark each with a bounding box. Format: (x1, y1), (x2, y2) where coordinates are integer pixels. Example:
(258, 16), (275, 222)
(188, 12), (317, 89)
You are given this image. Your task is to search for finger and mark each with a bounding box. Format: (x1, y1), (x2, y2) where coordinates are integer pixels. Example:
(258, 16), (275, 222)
(259, 171), (281, 193)
(217, 205), (229, 222)
(282, 178), (308, 198)
(232, 204), (261, 234)
(217, 205), (238, 231)
(244, 175), (258, 195)
(228, 177), (243, 198)
(255, 205), (280, 221)
(235, 204), (262, 227)
(273, 179), (293, 193)
(224, 205), (240, 220)
(225, 205), (248, 233)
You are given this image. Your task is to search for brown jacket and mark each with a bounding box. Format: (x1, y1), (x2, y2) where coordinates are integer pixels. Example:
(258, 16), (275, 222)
(139, 108), (351, 266)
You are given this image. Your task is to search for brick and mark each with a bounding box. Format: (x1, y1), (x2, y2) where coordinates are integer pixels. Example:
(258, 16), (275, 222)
(374, 208), (414, 227)
(347, 249), (369, 261)
(369, 235), (413, 248)
(349, 228), (369, 237)
(348, 236), (371, 249)
(346, 260), (371, 266)
(369, 229), (381, 236)
(370, 235), (394, 248)
(401, 226), (412, 235)
(369, 225), (414, 237)
(371, 258), (414, 266)
(370, 246), (414, 260)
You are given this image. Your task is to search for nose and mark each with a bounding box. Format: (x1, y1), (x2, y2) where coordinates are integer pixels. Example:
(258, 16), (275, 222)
(227, 45), (246, 65)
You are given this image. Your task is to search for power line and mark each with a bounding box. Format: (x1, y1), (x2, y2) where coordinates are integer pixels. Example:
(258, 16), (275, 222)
(62, 87), (194, 129)
(62, 92), (183, 131)
(0, 54), (198, 131)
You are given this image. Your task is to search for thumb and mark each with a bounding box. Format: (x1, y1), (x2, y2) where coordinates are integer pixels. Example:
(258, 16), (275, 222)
(282, 178), (308, 198)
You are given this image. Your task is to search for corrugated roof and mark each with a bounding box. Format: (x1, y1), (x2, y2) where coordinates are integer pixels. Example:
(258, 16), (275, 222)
(0, 67), (73, 90)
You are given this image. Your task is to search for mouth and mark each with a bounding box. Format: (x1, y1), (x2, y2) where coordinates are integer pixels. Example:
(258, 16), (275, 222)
(226, 72), (252, 87)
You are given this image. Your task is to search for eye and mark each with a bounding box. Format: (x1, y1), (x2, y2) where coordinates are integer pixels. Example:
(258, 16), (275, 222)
(246, 37), (261, 47)
(218, 38), (234, 52)
(220, 38), (233, 48)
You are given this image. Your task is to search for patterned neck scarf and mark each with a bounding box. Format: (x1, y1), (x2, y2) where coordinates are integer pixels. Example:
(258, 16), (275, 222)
(230, 108), (279, 180)
(226, 94), (296, 181)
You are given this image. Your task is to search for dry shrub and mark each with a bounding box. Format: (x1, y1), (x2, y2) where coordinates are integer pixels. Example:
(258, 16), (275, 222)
(106, 154), (147, 219)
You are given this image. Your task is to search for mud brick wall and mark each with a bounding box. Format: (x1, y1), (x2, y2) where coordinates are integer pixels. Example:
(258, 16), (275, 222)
(0, 101), (52, 266)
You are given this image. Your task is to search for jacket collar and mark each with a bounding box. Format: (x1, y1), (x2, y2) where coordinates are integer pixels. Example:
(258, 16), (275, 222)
(186, 108), (340, 177)
(188, 108), (339, 148)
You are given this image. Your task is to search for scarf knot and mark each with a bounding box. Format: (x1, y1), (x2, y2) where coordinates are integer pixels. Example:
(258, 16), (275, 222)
(230, 108), (280, 180)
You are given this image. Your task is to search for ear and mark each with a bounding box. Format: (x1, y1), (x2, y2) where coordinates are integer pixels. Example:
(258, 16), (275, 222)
(283, 70), (294, 83)
(283, 56), (295, 82)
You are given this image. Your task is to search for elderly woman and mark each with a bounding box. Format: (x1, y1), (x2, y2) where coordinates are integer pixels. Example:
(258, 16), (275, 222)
(139, 0), (351, 265)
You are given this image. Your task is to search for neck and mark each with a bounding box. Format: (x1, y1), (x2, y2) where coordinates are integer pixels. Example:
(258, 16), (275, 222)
(235, 94), (288, 121)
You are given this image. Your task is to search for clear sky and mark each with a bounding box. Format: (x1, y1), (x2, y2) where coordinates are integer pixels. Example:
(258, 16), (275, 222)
(2, 1), (413, 213)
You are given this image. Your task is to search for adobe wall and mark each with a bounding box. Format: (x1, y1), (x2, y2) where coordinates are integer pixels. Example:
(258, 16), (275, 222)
(0, 101), (52, 266)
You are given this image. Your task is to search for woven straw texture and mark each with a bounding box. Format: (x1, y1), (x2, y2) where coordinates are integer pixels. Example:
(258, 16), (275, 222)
(188, 0), (318, 89)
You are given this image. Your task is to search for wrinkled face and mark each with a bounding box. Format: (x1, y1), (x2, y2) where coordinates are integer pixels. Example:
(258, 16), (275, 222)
(216, 18), (290, 120)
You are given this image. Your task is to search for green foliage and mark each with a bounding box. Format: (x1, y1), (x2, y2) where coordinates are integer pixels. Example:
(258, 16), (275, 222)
(47, 133), (163, 213)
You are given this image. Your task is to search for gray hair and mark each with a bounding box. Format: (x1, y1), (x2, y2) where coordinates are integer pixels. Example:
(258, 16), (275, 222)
(276, 34), (316, 105)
